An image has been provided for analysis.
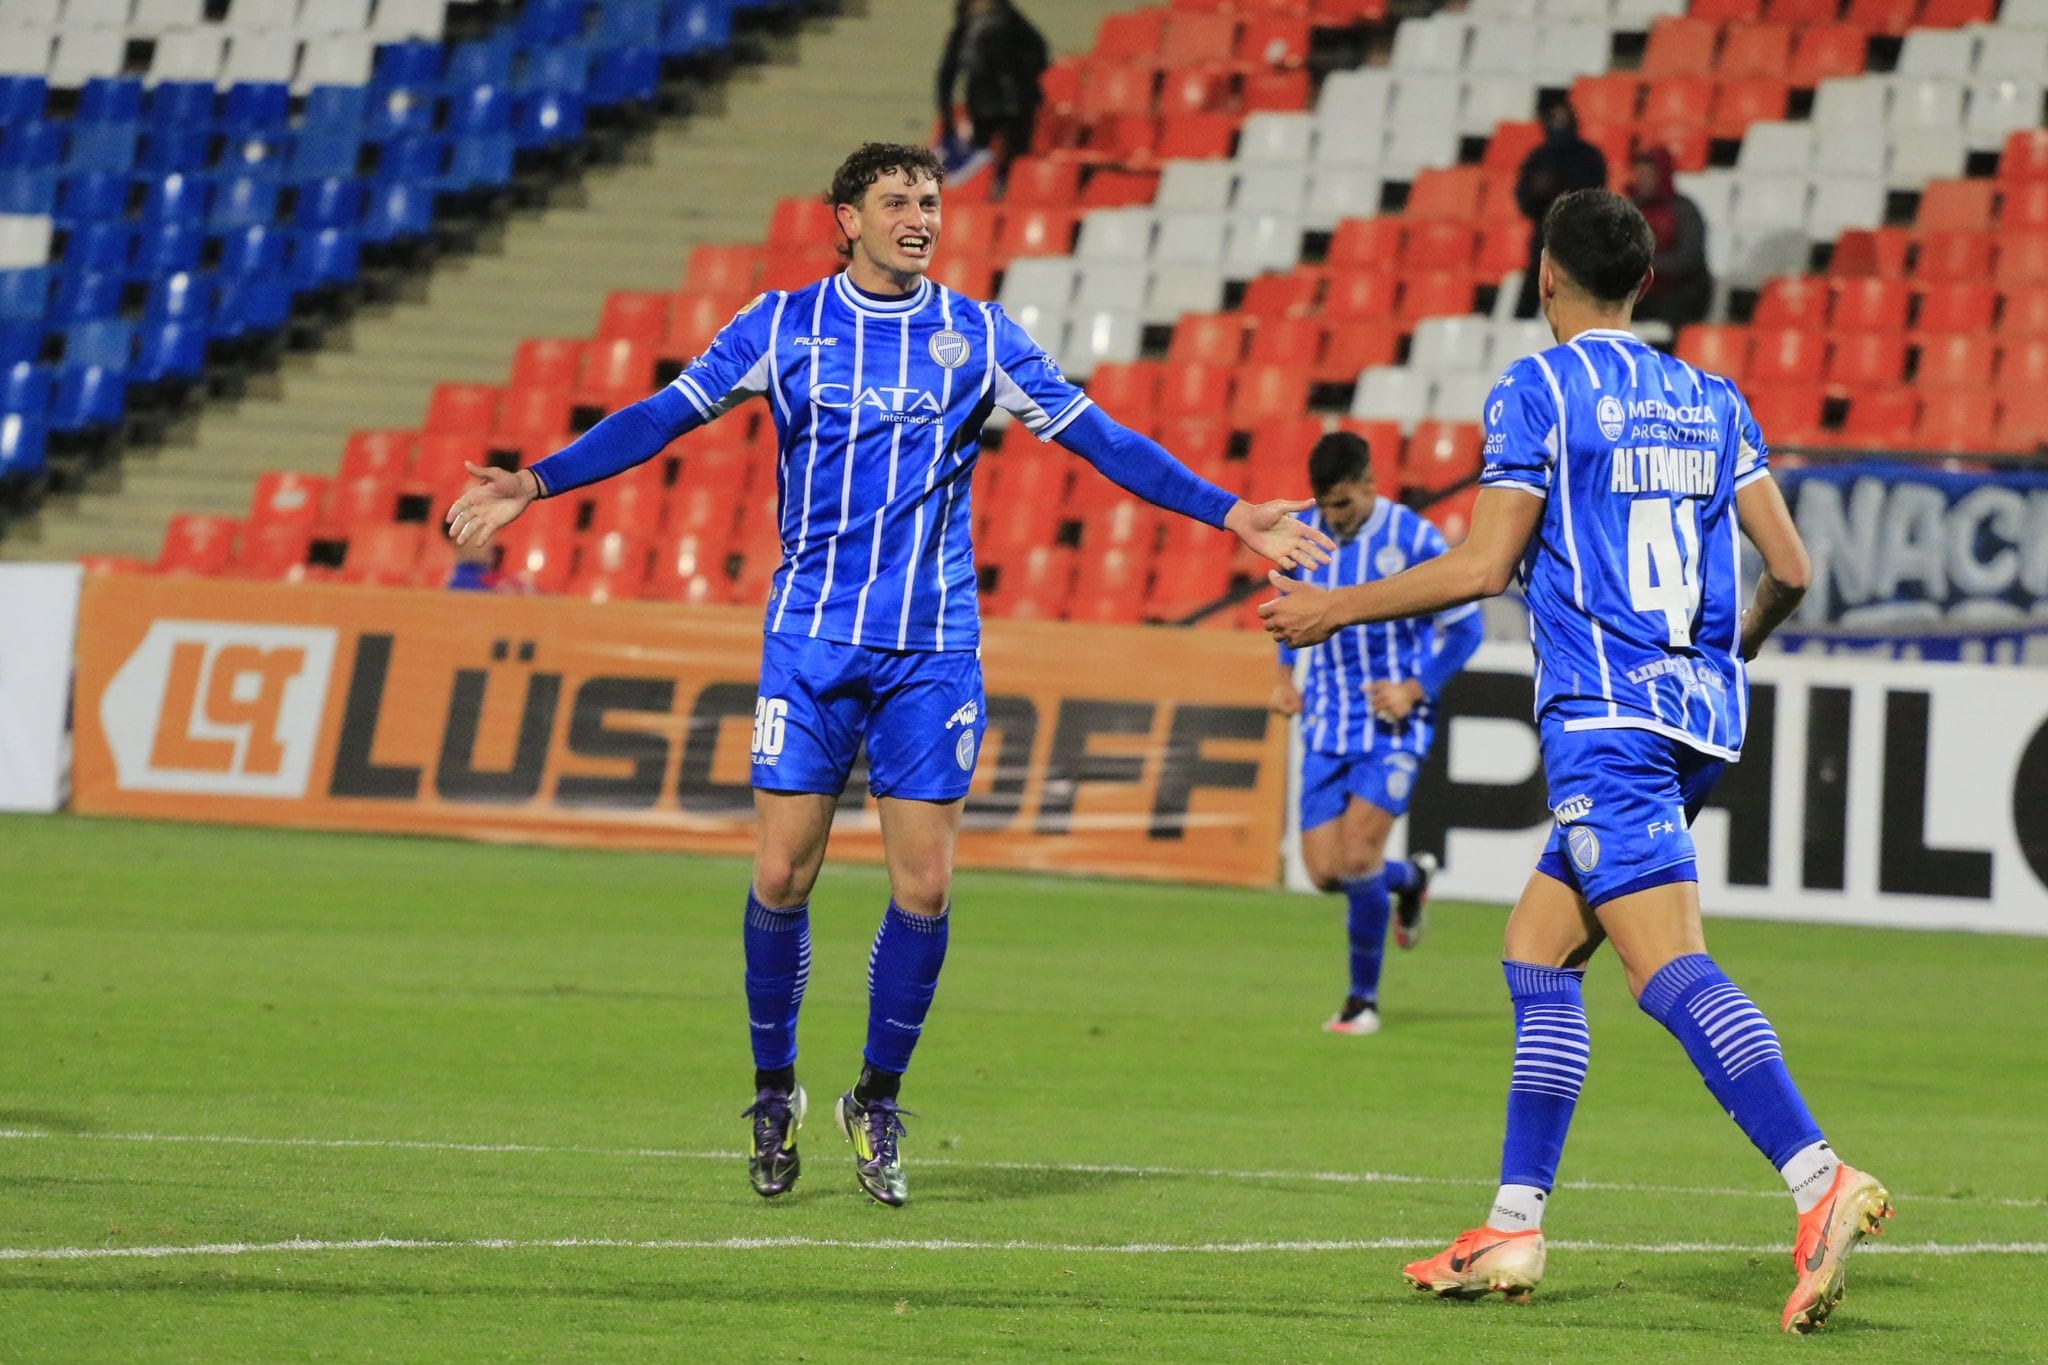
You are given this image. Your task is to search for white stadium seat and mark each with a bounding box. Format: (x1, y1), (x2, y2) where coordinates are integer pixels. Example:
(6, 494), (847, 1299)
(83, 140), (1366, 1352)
(0, 213), (53, 267)
(1492, 319), (1555, 363)
(0, 0), (62, 27)
(1611, 0), (1687, 25)
(0, 27), (52, 70)
(1459, 76), (1538, 138)
(1303, 167), (1383, 231)
(996, 258), (1075, 314)
(1408, 316), (1494, 374)
(1469, 0), (1537, 19)
(1223, 212), (1302, 276)
(1076, 207), (1155, 261)
(1999, 0), (2048, 26)
(369, 0), (446, 39)
(299, 0), (370, 34)
(1467, 19), (1540, 76)
(1232, 164), (1310, 214)
(1546, 0), (1615, 21)
(1313, 71), (1392, 159)
(1429, 371), (1498, 423)
(1897, 28), (1977, 77)
(1887, 125), (1967, 187)
(148, 26), (226, 83)
(1389, 14), (1471, 72)
(1973, 29), (2048, 78)
(1889, 76), (1965, 128)
(1806, 177), (1887, 240)
(1965, 79), (2045, 151)
(1814, 121), (1889, 179)
(131, 0), (201, 31)
(220, 27), (297, 84)
(1144, 264), (1225, 324)
(1350, 366), (1432, 431)
(1150, 211), (1229, 265)
(1813, 77), (1888, 128)
(1729, 230), (1809, 287)
(227, 0), (298, 24)
(1236, 112), (1314, 165)
(1533, 23), (1614, 85)
(48, 28), (126, 84)
(1738, 121), (1814, 174)
(65, 0), (135, 24)
(1074, 264), (1148, 312)
(1731, 175), (1811, 232)
(1060, 309), (1142, 379)
(295, 31), (373, 89)
(1154, 160), (1236, 212)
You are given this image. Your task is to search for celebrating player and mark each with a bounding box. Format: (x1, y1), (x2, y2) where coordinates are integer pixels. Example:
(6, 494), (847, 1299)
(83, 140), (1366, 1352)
(1268, 431), (1481, 1035)
(447, 143), (1333, 1209)
(1261, 190), (1890, 1333)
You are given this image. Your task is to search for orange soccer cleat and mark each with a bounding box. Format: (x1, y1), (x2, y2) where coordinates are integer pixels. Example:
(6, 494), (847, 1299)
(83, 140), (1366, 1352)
(1781, 1164), (1894, 1333)
(1401, 1225), (1546, 1303)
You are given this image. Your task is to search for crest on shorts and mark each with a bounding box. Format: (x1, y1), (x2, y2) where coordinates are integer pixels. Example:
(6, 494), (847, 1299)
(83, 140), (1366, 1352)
(929, 329), (969, 369)
(1567, 825), (1601, 873)
(955, 730), (977, 771)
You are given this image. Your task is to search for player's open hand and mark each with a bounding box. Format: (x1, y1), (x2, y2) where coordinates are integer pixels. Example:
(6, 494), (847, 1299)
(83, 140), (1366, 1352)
(445, 462), (536, 548)
(1259, 570), (1338, 648)
(1223, 498), (1335, 570)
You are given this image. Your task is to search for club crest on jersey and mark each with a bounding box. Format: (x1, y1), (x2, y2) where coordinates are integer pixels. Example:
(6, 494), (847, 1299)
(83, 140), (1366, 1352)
(1597, 395), (1626, 441)
(928, 329), (969, 369)
(1567, 825), (1601, 873)
(1373, 545), (1408, 577)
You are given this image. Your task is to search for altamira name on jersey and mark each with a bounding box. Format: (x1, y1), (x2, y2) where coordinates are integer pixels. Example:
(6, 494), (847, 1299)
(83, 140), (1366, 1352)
(1609, 445), (1718, 497)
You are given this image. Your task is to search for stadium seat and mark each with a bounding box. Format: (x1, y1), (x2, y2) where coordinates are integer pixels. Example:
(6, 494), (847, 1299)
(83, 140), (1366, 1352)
(1913, 229), (1995, 284)
(158, 513), (239, 574)
(1230, 364), (1311, 426)
(1789, 26), (1869, 88)
(1403, 421), (1483, 493)
(1840, 387), (1921, 446)
(1744, 382), (1826, 445)
(1833, 277), (1912, 331)
(1826, 331), (1908, 387)
(1912, 388), (2000, 451)
(1167, 312), (1249, 367)
(1755, 277), (1831, 328)
(1915, 282), (1998, 333)
(1914, 332), (1997, 388)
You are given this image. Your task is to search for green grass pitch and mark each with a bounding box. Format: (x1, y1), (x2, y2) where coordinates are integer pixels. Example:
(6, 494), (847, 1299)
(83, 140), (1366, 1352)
(1, 813), (2044, 1361)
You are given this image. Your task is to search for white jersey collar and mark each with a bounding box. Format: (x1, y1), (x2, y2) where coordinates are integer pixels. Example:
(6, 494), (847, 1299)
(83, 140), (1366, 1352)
(832, 271), (932, 318)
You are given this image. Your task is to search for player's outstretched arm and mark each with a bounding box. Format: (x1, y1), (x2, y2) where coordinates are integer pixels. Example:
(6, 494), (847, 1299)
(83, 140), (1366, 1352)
(446, 462), (538, 548)
(1734, 472), (1811, 660)
(1260, 487), (1542, 648)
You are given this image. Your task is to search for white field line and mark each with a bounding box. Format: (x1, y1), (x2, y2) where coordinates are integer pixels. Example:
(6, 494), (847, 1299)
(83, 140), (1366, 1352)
(2, 1235), (2045, 1265)
(1, 1127), (2043, 1212)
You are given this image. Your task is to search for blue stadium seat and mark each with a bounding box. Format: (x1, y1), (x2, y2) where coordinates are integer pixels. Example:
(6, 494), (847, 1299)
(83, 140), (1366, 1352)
(65, 320), (134, 369)
(216, 223), (287, 278)
(208, 175), (280, 233)
(516, 92), (586, 149)
(0, 122), (66, 171)
(134, 319), (206, 383)
(0, 407), (49, 481)
(664, 0), (735, 57)
(51, 270), (123, 326)
(362, 181), (434, 244)
(139, 175), (210, 228)
(303, 85), (371, 131)
(128, 221), (203, 280)
(366, 89), (438, 143)
(374, 136), (447, 187)
(221, 82), (291, 131)
(288, 228), (361, 290)
(64, 122), (141, 174)
(50, 363), (125, 433)
(447, 133), (514, 190)
(449, 84), (514, 135)
(145, 81), (217, 130)
(591, 47), (659, 108)
(445, 36), (517, 91)
(293, 177), (365, 230)
(0, 268), (51, 320)
(55, 172), (129, 225)
(77, 77), (145, 124)
(211, 277), (290, 338)
(0, 319), (42, 366)
(2, 359), (52, 416)
(0, 75), (48, 125)
(219, 133), (292, 181)
(289, 122), (365, 182)
(62, 221), (133, 274)
(517, 0), (588, 46)
(0, 170), (57, 215)
(374, 40), (444, 91)
(523, 42), (591, 93)
(139, 125), (216, 175)
(144, 271), (213, 324)
(598, 0), (664, 46)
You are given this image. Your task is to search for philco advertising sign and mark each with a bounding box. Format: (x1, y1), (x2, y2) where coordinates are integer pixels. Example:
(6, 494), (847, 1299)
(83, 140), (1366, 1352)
(72, 577), (1285, 885)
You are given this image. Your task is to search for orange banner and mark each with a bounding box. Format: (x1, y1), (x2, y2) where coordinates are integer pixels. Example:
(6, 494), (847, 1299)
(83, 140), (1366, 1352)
(72, 577), (1286, 885)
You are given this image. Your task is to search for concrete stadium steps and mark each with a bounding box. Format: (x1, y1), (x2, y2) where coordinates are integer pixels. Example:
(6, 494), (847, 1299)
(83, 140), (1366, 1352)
(8, 0), (1125, 562)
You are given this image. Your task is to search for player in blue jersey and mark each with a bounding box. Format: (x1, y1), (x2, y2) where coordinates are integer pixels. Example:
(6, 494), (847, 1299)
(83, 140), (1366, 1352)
(1261, 190), (1890, 1333)
(446, 143), (1333, 1209)
(1269, 431), (1482, 1035)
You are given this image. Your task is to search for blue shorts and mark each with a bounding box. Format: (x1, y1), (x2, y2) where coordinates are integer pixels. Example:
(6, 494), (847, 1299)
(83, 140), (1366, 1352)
(1300, 747), (1423, 830)
(752, 633), (986, 802)
(1534, 721), (1725, 908)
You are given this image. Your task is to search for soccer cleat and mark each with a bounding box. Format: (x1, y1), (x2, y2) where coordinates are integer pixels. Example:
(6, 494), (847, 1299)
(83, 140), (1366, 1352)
(1324, 995), (1380, 1035)
(1401, 1225), (1545, 1303)
(1781, 1164), (1893, 1334)
(1393, 851), (1438, 950)
(834, 1090), (911, 1208)
(740, 1084), (807, 1198)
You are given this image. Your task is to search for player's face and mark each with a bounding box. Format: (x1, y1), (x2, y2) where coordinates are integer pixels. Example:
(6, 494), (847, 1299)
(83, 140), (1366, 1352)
(840, 169), (942, 288)
(1314, 476), (1375, 538)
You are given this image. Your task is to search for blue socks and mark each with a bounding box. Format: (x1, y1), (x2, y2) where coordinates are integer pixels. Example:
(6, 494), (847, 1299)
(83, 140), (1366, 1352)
(1342, 873), (1390, 1001)
(1381, 859), (1419, 896)
(1638, 953), (1825, 1169)
(742, 891), (810, 1073)
(1490, 962), (1590, 1230)
(864, 901), (950, 1075)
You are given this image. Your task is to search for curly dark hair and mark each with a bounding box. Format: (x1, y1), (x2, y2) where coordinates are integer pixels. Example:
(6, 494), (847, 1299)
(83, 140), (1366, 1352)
(825, 142), (946, 258)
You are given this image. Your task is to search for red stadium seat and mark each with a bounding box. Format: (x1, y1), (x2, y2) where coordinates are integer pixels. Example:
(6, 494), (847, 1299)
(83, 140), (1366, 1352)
(578, 337), (657, 406)
(1421, 485), (1479, 544)
(1993, 389), (2048, 449)
(759, 245), (838, 292)
(1643, 18), (1721, 78)
(1825, 331), (1908, 387)
(1084, 359), (1164, 416)
(997, 206), (1079, 257)
(682, 244), (760, 295)
(158, 514), (239, 574)
(1766, 0), (1841, 22)
(925, 252), (995, 298)
(2003, 284), (2048, 336)
(1402, 421), (1482, 494)
(509, 337), (585, 390)
(1334, 419), (1404, 495)
(1912, 389), (2001, 452)
(1067, 546), (1153, 625)
(1744, 383), (1826, 446)
(1843, 0), (1916, 35)
(339, 522), (425, 586)
(1406, 166), (1487, 221)
(1475, 223), (1526, 277)
(766, 195), (835, 248)
(596, 291), (669, 347)
(423, 382), (500, 434)
(413, 432), (489, 491)
(2000, 336), (2048, 390)
(490, 386), (574, 448)
(322, 470), (402, 530)
(1914, 332), (1997, 388)
(1168, 312), (1252, 366)
(1396, 271), (1475, 326)
(492, 501), (575, 593)
(1710, 78), (1789, 139)
(583, 472), (667, 539)
(1239, 17), (1311, 66)
(1319, 319), (1401, 382)
(1830, 227), (1911, 278)
(1569, 74), (1642, 126)
(1917, 0), (1994, 23)
(1230, 364), (1312, 426)
(1154, 414), (1233, 478)
(1095, 9), (1168, 61)
(1913, 229), (1996, 283)
(1748, 327), (1827, 383)
(1240, 268), (1323, 319)
(1691, 0), (1761, 20)
(2001, 182), (2048, 232)
(2002, 130), (2048, 184)
(1482, 120), (1543, 174)
(1832, 277), (1911, 331)
(1241, 69), (1312, 113)
(1161, 11), (1237, 63)
(1075, 61), (1159, 120)
(1915, 282), (1998, 333)
(1718, 22), (1793, 78)
(1152, 112), (1238, 160)
(659, 290), (749, 362)
(1788, 24), (1867, 87)
(569, 530), (654, 600)
(1004, 156), (1086, 205)
(339, 429), (414, 481)
(1641, 122), (1710, 175)
(1755, 277), (1832, 328)
(1402, 220), (1478, 271)
(1642, 76), (1714, 129)
(1996, 232), (2048, 287)
(1917, 179), (1996, 232)
(1244, 415), (1326, 476)
(941, 203), (1001, 256)
(988, 543), (1076, 620)
(247, 470), (327, 532)
(1159, 361), (1235, 420)
(1245, 315), (1324, 367)
(1328, 216), (1404, 266)
(1323, 270), (1401, 319)
(643, 523), (734, 602)
(1081, 495), (1165, 553)
(1141, 535), (1233, 622)
(1677, 323), (1752, 379)
(1159, 64), (1233, 116)
(1838, 387), (1920, 447)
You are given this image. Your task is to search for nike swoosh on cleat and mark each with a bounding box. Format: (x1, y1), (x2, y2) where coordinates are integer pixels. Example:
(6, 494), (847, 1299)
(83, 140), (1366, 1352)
(1448, 1240), (1508, 1273)
(1804, 1201), (1837, 1273)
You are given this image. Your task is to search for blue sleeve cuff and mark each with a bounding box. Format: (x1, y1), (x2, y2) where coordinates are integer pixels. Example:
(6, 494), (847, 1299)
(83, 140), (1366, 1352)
(530, 383), (700, 497)
(1420, 606), (1484, 698)
(1054, 403), (1237, 529)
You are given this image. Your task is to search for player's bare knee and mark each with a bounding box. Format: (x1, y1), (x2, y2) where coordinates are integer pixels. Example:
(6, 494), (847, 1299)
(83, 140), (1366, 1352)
(752, 855), (819, 910)
(887, 864), (952, 917)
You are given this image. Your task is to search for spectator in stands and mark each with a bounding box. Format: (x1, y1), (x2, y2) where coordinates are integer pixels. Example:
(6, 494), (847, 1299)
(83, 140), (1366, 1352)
(935, 0), (1050, 197)
(1513, 102), (1607, 318)
(1628, 147), (1713, 331)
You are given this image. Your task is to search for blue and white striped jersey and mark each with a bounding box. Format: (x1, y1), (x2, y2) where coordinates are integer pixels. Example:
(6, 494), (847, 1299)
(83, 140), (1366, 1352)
(673, 273), (1093, 652)
(1281, 500), (1477, 756)
(1478, 327), (1769, 760)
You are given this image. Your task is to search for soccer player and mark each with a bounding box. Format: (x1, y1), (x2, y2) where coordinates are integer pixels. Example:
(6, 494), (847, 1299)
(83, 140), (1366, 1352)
(447, 143), (1333, 1209)
(1260, 189), (1891, 1333)
(1268, 430), (1481, 1035)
